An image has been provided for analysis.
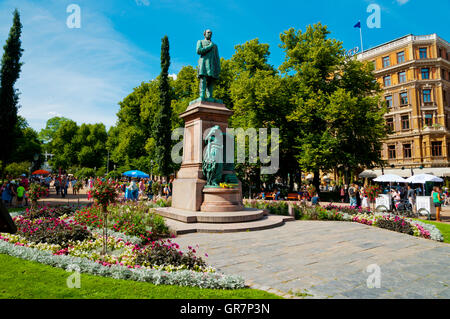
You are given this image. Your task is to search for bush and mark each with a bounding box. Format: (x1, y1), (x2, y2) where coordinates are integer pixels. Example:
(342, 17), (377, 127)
(74, 202), (170, 243)
(15, 216), (92, 247)
(135, 240), (206, 270)
(376, 217), (414, 235)
(24, 206), (75, 220)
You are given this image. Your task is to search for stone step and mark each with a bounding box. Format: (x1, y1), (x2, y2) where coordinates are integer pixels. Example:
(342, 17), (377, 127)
(155, 207), (265, 224)
(164, 215), (289, 235)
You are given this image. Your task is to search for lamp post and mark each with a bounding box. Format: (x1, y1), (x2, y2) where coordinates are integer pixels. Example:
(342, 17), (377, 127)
(150, 160), (154, 181)
(106, 150), (110, 175)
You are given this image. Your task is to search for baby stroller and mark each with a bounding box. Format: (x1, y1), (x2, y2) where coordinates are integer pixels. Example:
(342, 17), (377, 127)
(394, 199), (413, 217)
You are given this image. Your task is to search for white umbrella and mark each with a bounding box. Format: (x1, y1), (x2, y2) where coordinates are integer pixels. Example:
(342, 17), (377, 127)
(359, 170), (377, 178)
(405, 174), (443, 184)
(305, 174), (314, 180)
(373, 174), (407, 183)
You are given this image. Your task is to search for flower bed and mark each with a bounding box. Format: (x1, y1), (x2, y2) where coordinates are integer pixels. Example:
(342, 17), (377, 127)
(74, 202), (170, 243)
(243, 199), (443, 242)
(0, 205), (245, 289)
(0, 239), (244, 289)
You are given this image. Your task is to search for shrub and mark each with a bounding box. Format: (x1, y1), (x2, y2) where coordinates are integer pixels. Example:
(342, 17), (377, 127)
(14, 216), (92, 247)
(376, 216), (414, 235)
(24, 206), (75, 220)
(135, 240), (206, 270)
(27, 183), (49, 203)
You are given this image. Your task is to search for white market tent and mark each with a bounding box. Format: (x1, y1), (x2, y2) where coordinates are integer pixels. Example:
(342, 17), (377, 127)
(373, 174), (407, 183)
(360, 167), (450, 178)
(404, 174), (444, 184)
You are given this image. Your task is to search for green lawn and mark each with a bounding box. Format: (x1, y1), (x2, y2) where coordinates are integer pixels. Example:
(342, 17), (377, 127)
(413, 218), (450, 244)
(0, 254), (281, 299)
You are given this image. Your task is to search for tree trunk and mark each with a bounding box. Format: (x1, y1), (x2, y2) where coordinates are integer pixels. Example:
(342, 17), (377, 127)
(313, 170), (320, 193)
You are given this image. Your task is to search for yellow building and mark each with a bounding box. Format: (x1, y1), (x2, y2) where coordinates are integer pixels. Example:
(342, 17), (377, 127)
(357, 34), (450, 176)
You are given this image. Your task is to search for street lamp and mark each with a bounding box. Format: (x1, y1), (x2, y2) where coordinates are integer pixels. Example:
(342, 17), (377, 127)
(150, 160), (154, 180)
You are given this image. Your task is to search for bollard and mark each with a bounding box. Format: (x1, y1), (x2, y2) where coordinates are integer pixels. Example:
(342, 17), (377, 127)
(288, 204), (295, 217)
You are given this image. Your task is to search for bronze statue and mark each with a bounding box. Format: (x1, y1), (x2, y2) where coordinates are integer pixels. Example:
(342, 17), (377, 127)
(197, 29), (220, 100)
(202, 125), (223, 187)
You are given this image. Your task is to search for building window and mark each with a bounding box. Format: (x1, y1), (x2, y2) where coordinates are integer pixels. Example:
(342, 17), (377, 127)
(398, 71), (406, 83)
(385, 95), (393, 108)
(383, 56), (390, 68)
(386, 117), (394, 133)
(403, 144), (412, 158)
(423, 89), (431, 103)
(388, 145), (396, 159)
(384, 75), (391, 87)
(421, 68), (430, 80)
(419, 48), (428, 59)
(400, 92), (408, 105)
(401, 115), (410, 130)
(397, 51), (405, 63)
(431, 141), (442, 157)
(424, 112), (433, 126)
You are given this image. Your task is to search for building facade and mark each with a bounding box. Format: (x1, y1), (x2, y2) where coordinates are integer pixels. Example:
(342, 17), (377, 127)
(357, 34), (450, 173)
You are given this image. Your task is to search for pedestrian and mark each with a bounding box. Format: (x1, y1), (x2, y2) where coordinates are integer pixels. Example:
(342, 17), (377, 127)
(355, 184), (361, 207)
(361, 187), (370, 210)
(432, 186), (443, 222)
(348, 184), (357, 207)
(340, 186), (345, 203)
(16, 183), (25, 208)
(311, 192), (320, 206)
(54, 177), (60, 195)
(407, 185), (416, 210)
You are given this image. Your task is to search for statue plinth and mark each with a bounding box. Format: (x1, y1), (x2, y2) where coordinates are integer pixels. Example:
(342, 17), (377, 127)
(171, 99), (243, 212)
(200, 187), (244, 212)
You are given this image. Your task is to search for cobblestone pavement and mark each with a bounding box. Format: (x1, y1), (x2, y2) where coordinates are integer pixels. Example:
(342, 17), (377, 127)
(174, 220), (450, 299)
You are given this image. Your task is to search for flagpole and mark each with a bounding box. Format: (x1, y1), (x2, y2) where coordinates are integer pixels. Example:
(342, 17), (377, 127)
(359, 23), (364, 53)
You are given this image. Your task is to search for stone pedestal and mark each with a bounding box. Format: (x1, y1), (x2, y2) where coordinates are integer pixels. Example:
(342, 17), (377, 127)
(200, 187), (244, 212)
(171, 99), (237, 212)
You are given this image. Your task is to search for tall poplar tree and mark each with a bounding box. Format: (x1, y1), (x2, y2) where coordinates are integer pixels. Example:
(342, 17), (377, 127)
(0, 9), (24, 180)
(153, 35), (173, 181)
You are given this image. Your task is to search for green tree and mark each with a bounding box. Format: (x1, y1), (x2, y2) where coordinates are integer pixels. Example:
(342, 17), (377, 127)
(10, 116), (41, 163)
(280, 23), (385, 189)
(38, 116), (71, 148)
(153, 35), (173, 180)
(0, 9), (23, 180)
(48, 120), (79, 170)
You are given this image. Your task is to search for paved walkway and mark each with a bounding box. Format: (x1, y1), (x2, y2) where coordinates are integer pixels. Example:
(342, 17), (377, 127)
(174, 220), (450, 299)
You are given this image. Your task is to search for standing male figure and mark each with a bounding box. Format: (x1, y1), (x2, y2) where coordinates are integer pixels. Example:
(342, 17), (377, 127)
(196, 29), (220, 99)
(348, 184), (357, 207)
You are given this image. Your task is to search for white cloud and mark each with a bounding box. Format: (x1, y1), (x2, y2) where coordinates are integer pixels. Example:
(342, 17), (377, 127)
(396, 0), (410, 5)
(169, 73), (178, 80)
(0, 0), (157, 131)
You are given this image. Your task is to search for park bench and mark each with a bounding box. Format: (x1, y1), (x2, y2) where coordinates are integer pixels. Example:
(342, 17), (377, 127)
(287, 193), (299, 201)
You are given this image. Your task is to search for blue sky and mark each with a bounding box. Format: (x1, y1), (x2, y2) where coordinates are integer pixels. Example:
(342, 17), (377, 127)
(0, 0), (449, 132)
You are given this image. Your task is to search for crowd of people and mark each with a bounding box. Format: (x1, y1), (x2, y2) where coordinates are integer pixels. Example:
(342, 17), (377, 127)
(1, 173), (175, 208)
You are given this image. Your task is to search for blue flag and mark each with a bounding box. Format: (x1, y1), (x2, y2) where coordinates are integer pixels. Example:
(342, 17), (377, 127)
(354, 21), (361, 28)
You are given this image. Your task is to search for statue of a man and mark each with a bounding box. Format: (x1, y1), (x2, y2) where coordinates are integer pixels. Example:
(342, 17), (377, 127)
(197, 29), (220, 99)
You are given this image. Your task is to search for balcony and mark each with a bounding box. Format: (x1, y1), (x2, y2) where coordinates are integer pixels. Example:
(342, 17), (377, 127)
(422, 124), (446, 134)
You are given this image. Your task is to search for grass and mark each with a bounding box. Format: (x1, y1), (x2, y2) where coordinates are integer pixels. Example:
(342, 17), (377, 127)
(0, 253), (281, 299)
(412, 218), (450, 244)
